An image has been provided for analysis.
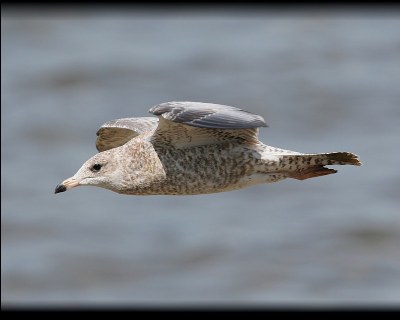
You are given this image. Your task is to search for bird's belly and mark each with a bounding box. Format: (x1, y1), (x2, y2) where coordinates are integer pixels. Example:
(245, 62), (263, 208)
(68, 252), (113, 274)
(152, 146), (276, 195)
(151, 172), (287, 195)
(130, 143), (278, 195)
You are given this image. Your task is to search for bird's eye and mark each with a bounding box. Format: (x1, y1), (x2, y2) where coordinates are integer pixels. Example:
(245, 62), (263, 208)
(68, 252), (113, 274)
(91, 163), (102, 172)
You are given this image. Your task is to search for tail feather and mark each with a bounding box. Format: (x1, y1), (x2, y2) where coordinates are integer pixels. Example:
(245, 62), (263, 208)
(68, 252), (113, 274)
(281, 152), (361, 181)
(325, 152), (362, 166)
(281, 152), (361, 167)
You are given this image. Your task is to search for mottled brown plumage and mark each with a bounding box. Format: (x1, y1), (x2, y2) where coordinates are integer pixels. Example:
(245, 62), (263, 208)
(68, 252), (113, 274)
(55, 101), (361, 195)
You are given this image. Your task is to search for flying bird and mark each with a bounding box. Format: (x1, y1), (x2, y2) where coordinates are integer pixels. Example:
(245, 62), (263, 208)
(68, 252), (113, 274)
(55, 101), (361, 195)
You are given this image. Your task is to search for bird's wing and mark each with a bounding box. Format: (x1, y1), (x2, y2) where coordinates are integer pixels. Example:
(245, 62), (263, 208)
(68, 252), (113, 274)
(148, 101), (267, 148)
(96, 117), (158, 151)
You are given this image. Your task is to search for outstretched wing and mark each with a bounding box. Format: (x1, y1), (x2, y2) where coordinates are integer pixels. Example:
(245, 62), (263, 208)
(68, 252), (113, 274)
(96, 117), (158, 152)
(148, 101), (267, 148)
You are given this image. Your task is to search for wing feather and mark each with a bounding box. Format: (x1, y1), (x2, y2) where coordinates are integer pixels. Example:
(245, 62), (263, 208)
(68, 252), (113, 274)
(148, 101), (267, 148)
(149, 101), (267, 129)
(96, 117), (158, 151)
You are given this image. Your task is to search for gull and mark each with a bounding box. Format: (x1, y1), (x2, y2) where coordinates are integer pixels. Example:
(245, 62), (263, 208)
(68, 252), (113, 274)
(55, 101), (361, 195)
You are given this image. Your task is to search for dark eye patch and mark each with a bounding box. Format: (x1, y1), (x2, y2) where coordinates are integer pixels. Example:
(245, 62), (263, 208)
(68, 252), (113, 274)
(91, 163), (102, 172)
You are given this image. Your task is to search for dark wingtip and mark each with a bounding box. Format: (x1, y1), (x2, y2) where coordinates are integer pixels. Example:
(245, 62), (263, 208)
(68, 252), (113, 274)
(54, 184), (67, 194)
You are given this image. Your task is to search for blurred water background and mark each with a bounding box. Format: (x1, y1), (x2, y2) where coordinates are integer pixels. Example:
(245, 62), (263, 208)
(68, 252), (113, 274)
(2, 7), (400, 307)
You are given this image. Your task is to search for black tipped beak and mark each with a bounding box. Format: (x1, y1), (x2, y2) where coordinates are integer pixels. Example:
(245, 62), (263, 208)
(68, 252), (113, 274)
(54, 184), (67, 194)
(54, 178), (79, 194)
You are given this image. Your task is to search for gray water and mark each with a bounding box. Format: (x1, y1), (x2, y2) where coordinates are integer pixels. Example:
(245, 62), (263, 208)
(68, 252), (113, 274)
(2, 9), (400, 307)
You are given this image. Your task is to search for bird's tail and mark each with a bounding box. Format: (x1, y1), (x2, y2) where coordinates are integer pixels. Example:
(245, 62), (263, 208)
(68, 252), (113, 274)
(282, 152), (361, 180)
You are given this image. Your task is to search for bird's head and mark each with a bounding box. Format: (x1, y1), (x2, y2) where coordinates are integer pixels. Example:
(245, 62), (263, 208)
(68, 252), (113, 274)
(54, 149), (124, 194)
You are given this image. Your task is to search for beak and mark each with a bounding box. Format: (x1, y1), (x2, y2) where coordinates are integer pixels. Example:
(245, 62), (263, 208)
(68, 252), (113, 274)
(54, 177), (80, 194)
